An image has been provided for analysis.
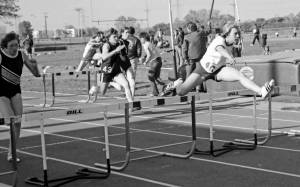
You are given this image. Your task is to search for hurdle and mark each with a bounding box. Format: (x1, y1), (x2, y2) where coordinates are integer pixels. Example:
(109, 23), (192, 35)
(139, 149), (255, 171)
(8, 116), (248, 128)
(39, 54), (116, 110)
(23, 106), (111, 187)
(0, 117), (19, 187)
(41, 70), (101, 107)
(192, 89), (264, 157)
(234, 84), (300, 145)
(94, 89), (261, 171)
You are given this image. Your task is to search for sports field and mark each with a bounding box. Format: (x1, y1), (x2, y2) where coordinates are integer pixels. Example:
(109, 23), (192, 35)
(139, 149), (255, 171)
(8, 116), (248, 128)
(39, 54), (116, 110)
(1, 37), (300, 187)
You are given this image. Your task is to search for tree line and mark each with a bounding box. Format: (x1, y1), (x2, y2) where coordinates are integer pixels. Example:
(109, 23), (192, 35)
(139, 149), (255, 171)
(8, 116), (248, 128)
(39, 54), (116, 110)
(1, 0), (300, 38)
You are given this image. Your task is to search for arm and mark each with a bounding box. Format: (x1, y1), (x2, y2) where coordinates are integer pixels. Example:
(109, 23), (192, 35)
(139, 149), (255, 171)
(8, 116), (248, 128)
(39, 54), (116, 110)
(181, 39), (189, 62)
(101, 43), (125, 61)
(143, 46), (152, 65)
(21, 51), (41, 77)
(136, 38), (142, 58)
(215, 45), (236, 65)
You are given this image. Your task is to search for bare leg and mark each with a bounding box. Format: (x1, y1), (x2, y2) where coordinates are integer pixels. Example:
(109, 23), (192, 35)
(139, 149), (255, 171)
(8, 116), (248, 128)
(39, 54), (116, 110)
(177, 73), (203, 96)
(125, 67), (136, 98)
(0, 94), (22, 160)
(114, 73), (133, 102)
(216, 66), (262, 94)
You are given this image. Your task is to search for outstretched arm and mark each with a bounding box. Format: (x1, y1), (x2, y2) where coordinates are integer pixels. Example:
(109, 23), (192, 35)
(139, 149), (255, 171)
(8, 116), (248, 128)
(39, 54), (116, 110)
(21, 51), (41, 77)
(215, 46), (236, 65)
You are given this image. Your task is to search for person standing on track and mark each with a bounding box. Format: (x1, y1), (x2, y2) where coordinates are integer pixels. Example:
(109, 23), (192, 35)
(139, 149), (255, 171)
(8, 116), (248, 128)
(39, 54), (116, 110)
(176, 22), (274, 99)
(139, 32), (165, 96)
(0, 32), (41, 162)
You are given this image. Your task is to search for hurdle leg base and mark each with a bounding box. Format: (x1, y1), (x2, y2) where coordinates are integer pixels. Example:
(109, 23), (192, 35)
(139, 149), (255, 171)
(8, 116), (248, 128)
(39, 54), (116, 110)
(192, 139), (257, 157)
(25, 167), (110, 187)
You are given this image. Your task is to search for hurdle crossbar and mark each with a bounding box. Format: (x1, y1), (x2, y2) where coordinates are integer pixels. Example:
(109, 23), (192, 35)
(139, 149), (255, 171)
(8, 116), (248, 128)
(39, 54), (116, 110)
(40, 70), (103, 107)
(0, 118), (19, 187)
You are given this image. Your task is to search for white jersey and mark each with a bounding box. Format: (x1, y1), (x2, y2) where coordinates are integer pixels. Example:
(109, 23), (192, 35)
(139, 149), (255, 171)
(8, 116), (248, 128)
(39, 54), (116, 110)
(200, 35), (231, 73)
(142, 41), (160, 62)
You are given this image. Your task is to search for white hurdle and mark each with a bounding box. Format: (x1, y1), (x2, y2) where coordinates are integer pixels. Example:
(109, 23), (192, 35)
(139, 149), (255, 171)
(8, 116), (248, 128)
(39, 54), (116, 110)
(23, 104), (111, 187)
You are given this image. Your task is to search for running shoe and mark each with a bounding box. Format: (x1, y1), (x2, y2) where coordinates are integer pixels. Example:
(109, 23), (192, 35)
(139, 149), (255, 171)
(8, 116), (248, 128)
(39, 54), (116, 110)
(160, 82), (175, 96)
(89, 86), (99, 96)
(261, 79), (275, 100)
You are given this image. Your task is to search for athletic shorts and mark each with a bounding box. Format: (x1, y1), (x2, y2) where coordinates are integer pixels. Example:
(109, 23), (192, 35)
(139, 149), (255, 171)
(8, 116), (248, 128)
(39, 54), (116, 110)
(119, 57), (131, 72)
(0, 85), (21, 99)
(100, 63), (122, 83)
(192, 62), (225, 82)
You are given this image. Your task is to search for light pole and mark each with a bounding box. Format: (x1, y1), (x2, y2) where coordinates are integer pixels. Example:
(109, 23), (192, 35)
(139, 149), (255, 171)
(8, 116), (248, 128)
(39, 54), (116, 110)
(168, 0), (177, 79)
(44, 12), (48, 38)
(75, 8), (83, 37)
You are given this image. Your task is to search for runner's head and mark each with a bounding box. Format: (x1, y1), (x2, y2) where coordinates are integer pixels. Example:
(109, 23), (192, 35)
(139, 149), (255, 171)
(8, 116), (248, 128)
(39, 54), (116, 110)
(139, 32), (150, 44)
(105, 28), (119, 45)
(121, 27), (130, 40)
(128, 26), (135, 35)
(186, 22), (197, 33)
(1, 31), (20, 56)
(222, 22), (241, 45)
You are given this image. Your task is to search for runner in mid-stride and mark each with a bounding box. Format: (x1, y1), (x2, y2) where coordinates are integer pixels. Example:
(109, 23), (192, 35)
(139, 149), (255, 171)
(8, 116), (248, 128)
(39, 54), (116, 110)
(168, 22), (274, 99)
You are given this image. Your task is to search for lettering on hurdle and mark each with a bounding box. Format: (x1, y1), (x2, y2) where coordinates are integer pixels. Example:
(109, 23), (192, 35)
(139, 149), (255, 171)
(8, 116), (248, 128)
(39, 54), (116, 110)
(66, 109), (82, 115)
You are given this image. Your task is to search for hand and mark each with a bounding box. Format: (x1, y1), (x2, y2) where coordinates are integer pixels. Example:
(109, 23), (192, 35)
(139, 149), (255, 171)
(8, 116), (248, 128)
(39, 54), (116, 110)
(115, 45), (125, 52)
(228, 58), (236, 65)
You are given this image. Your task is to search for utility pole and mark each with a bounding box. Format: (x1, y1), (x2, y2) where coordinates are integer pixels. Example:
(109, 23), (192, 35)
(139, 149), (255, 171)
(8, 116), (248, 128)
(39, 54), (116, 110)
(176, 0), (180, 19)
(145, 0), (150, 28)
(90, 0), (93, 27)
(75, 8), (83, 37)
(44, 12), (48, 38)
(230, 0), (236, 20)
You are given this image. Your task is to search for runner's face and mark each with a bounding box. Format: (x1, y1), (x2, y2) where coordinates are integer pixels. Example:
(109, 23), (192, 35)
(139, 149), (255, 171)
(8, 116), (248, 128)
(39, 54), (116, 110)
(227, 28), (240, 44)
(6, 40), (19, 56)
(122, 30), (129, 40)
(109, 34), (118, 45)
(140, 38), (145, 44)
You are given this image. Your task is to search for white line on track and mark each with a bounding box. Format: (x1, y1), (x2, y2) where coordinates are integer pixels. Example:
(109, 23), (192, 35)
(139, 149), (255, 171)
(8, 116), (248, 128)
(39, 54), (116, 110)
(2, 114), (300, 181)
(0, 146), (180, 187)
(9, 125), (300, 179)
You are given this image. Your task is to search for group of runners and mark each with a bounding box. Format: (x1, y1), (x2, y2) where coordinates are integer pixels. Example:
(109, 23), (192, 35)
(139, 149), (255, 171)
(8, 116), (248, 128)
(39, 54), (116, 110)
(0, 20), (275, 162)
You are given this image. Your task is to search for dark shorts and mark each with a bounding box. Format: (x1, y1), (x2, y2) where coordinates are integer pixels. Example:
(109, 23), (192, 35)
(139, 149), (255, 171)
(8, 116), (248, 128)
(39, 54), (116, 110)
(119, 58), (131, 72)
(148, 57), (162, 79)
(101, 63), (122, 83)
(192, 62), (225, 82)
(0, 85), (21, 99)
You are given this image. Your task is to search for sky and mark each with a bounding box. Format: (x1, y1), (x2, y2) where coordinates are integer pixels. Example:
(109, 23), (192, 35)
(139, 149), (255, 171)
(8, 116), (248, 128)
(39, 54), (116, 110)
(8, 0), (300, 31)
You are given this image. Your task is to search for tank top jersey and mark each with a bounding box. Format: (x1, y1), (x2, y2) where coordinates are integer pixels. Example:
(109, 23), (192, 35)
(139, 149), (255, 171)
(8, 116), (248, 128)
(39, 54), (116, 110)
(101, 42), (121, 74)
(142, 41), (160, 62)
(200, 35), (232, 73)
(0, 49), (24, 97)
